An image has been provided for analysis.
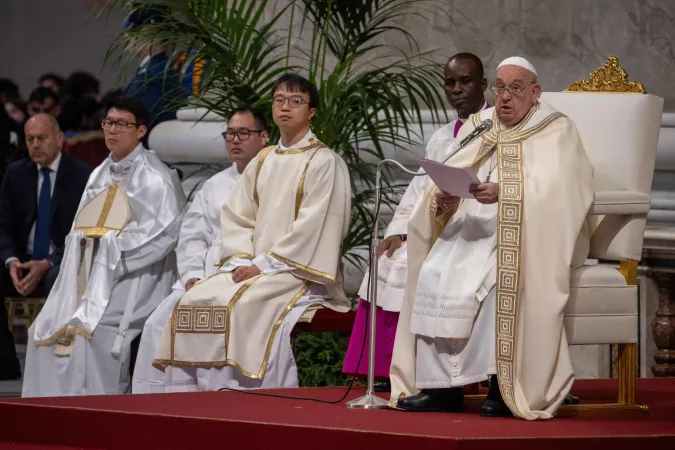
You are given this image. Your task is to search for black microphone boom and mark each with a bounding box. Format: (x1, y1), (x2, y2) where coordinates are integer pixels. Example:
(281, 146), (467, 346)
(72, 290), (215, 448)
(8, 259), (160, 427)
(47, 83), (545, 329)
(440, 119), (494, 164)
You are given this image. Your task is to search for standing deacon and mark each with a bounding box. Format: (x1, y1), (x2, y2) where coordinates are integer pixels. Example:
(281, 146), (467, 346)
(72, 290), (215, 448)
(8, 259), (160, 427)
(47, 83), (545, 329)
(390, 57), (594, 419)
(23, 95), (186, 397)
(132, 106), (268, 393)
(154, 73), (351, 391)
(343, 53), (489, 392)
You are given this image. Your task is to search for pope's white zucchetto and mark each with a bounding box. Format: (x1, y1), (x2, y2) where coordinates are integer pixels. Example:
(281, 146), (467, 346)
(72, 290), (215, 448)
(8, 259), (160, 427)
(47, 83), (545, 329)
(497, 56), (538, 77)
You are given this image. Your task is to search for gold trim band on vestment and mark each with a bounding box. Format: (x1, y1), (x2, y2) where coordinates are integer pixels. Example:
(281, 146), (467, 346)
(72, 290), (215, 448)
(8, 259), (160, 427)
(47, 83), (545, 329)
(74, 226), (123, 238)
(253, 146), (274, 206)
(34, 324), (94, 347)
(215, 253), (255, 268)
(231, 281), (311, 379)
(267, 252), (335, 283)
(274, 138), (325, 155)
(96, 183), (118, 227)
(295, 148), (321, 219)
(495, 139), (525, 419)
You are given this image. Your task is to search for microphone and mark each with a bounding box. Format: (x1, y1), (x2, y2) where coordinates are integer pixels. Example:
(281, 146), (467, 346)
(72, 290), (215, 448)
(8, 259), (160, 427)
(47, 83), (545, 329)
(459, 118), (493, 148)
(440, 118), (493, 164)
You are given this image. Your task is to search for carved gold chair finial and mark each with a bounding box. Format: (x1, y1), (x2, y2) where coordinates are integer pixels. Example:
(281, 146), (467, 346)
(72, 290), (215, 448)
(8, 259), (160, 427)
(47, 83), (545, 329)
(565, 56), (646, 94)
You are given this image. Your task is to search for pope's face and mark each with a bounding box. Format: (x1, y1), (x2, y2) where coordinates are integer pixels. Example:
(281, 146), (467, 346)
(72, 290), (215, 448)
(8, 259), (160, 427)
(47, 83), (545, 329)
(494, 66), (541, 127)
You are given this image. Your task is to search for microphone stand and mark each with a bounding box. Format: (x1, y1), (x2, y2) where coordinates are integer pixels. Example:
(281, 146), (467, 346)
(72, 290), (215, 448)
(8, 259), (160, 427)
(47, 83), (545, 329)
(346, 159), (423, 409)
(345, 119), (493, 410)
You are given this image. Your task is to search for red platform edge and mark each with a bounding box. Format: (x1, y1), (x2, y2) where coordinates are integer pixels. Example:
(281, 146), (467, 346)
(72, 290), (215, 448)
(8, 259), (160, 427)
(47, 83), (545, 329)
(0, 379), (674, 450)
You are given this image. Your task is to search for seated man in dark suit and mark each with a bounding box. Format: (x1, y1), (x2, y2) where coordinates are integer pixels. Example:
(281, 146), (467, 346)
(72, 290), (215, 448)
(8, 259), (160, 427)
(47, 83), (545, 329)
(0, 113), (92, 380)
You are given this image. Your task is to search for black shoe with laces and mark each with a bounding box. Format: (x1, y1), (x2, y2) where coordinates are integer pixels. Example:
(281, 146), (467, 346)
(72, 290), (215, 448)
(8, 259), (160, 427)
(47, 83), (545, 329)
(397, 388), (464, 412)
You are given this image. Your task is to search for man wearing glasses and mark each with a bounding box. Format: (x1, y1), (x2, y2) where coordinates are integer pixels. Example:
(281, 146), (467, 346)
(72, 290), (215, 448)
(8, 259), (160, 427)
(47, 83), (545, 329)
(23, 95), (186, 397)
(154, 73), (351, 392)
(390, 57), (594, 420)
(132, 106), (268, 393)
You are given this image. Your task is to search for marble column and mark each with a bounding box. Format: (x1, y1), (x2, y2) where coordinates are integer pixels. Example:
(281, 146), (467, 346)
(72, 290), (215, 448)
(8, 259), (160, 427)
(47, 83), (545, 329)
(649, 270), (675, 377)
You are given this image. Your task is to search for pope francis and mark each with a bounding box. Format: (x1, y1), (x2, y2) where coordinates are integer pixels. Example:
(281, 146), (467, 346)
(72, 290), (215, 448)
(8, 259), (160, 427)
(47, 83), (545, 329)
(390, 57), (594, 420)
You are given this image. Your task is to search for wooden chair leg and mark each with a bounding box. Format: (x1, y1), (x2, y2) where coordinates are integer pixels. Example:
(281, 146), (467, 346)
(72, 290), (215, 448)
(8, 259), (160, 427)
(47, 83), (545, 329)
(618, 343), (637, 404)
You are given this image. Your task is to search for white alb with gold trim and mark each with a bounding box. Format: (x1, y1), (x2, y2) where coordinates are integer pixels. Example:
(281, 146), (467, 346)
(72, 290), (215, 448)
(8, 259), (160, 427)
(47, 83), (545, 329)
(23, 145), (186, 397)
(389, 103), (594, 420)
(155, 131), (351, 391)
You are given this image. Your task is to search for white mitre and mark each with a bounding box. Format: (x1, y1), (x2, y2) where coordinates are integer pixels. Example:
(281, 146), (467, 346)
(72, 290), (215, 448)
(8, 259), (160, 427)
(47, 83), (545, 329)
(497, 56), (538, 76)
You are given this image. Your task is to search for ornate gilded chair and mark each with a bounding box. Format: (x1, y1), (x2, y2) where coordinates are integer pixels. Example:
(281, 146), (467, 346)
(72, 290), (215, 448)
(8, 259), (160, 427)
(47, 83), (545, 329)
(540, 57), (664, 414)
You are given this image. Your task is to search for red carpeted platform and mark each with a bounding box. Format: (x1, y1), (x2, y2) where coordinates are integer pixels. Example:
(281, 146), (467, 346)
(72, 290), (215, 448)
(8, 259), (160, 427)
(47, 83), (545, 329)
(0, 379), (673, 450)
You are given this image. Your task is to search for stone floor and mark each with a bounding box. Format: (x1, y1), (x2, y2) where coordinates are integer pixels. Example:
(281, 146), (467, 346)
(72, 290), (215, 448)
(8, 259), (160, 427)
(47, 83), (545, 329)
(0, 344), (25, 398)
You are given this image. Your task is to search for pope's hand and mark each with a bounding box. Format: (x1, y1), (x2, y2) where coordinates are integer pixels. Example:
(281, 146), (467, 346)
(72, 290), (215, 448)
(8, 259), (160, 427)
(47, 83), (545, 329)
(436, 192), (460, 214)
(377, 235), (403, 258)
(233, 265), (261, 283)
(470, 182), (499, 204)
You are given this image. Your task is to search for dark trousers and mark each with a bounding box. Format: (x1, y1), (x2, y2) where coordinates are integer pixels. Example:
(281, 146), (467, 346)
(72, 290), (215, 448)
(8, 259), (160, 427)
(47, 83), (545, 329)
(0, 263), (59, 377)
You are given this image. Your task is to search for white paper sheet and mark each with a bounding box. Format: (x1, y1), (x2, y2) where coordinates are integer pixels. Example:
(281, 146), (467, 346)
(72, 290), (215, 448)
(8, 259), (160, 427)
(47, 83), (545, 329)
(418, 159), (481, 199)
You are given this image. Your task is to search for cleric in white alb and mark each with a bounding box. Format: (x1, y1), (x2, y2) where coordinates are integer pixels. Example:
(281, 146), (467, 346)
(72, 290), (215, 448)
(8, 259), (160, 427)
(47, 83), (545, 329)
(22, 95), (186, 397)
(132, 106), (269, 393)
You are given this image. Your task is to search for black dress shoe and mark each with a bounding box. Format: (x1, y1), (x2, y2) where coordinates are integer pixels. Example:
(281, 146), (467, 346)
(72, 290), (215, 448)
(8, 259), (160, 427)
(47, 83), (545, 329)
(480, 375), (512, 417)
(564, 393), (580, 405)
(397, 388), (464, 412)
(374, 378), (391, 393)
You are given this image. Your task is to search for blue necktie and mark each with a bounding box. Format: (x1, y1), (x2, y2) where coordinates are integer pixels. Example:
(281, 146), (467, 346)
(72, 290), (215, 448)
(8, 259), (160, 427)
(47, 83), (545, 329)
(33, 167), (52, 260)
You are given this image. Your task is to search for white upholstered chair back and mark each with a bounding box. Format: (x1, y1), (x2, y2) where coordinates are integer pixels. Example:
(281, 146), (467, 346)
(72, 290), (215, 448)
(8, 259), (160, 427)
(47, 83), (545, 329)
(540, 92), (664, 261)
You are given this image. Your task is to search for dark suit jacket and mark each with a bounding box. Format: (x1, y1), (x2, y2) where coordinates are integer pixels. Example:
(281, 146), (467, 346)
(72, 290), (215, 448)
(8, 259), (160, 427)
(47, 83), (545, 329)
(0, 153), (92, 267)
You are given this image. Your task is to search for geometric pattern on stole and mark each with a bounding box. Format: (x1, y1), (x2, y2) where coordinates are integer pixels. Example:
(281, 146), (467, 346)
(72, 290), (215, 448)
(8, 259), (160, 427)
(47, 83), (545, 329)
(166, 277), (312, 380)
(175, 305), (228, 333)
(495, 141), (525, 418)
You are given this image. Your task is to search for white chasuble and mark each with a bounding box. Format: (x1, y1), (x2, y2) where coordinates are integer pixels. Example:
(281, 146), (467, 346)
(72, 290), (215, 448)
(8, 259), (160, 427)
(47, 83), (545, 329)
(154, 132), (351, 390)
(132, 165), (240, 394)
(389, 103), (594, 420)
(23, 145), (185, 397)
